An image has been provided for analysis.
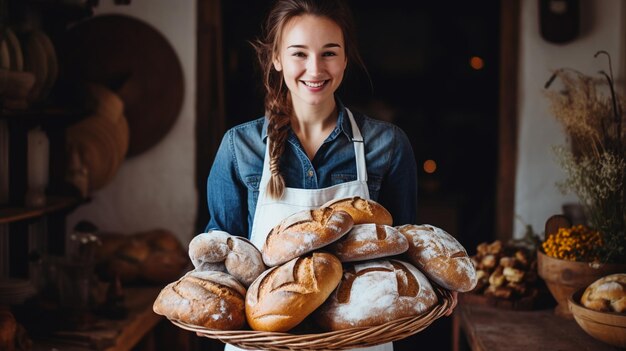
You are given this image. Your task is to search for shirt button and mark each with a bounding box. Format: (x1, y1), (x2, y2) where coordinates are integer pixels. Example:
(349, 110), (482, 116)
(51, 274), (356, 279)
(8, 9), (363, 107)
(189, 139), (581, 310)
(308, 170), (314, 177)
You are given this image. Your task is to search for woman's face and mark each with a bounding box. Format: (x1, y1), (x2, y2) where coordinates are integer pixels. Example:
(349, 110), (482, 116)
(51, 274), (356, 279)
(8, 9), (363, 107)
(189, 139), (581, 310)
(273, 15), (347, 110)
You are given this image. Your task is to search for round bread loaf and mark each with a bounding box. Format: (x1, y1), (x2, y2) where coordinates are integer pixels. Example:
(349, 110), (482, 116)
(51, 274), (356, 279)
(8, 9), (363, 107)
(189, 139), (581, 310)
(322, 196), (393, 225)
(153, 270), (246, 330)
(0, 308), (16, 351)
(581, 273), (626, 313)
(262, 207), (353, 267)
(327, 223), (409, 262)
(396, 224), (477, 292)
(189, 230), (266, 287)
(315, 259), (437, 330)
(246, 252), (343, 332)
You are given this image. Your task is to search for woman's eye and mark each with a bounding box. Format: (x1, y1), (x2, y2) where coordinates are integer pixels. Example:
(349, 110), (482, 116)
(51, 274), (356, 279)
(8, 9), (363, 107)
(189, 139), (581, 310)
(292, 52), (306, 58)
(322, 52), (337, 57)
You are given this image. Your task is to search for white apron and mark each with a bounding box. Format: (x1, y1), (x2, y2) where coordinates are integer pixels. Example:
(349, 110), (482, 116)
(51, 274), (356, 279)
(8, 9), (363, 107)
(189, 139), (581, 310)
(224, 109), (392, 351)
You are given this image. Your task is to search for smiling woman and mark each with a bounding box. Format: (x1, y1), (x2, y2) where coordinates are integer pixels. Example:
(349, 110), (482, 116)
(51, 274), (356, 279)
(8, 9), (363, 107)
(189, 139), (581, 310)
(201, 0), (428, 350)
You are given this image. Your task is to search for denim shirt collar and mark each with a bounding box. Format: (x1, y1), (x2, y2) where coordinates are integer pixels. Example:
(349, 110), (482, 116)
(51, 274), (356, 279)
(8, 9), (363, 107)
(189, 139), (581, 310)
(260, 97), (353, 143)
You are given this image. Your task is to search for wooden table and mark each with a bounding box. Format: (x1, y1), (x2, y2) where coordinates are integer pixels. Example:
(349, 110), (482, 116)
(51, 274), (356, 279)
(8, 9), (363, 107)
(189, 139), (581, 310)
(30, 286), (169, 351)
(453, 302), (623, 351)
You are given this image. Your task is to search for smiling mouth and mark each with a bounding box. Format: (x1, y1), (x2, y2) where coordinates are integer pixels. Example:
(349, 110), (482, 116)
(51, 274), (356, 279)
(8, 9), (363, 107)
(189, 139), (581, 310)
(302, 80), (329, 88)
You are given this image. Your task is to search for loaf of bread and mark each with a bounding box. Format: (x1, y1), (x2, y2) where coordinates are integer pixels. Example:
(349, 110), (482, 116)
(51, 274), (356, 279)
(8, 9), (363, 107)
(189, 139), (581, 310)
(262, 207), (353, 267)
(581, 273), (626, 313)
(0, 308), (16, 351)
(96, 229), (189, 284)
(246, 252), (342, 332)
(396, 224), (477, 292)
(153, 270), (246, 330)
(322, 196), (393, 225)
(315, 259), (437, 330)
(189, 230), (266, 287)
(327, 223), (409, 262)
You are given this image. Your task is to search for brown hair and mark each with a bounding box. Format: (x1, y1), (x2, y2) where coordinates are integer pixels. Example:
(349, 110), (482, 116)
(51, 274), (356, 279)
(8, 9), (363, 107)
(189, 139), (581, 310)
(252, 0), (368, 199)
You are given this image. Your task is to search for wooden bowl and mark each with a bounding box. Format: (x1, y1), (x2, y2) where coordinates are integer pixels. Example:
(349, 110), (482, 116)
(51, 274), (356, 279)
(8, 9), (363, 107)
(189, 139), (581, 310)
(568, 288), (626, 348)
(537, 250), (626, 318)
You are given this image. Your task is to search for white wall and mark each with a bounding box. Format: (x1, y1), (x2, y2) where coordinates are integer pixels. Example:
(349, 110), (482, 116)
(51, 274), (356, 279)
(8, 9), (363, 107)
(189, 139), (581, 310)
(513, 0), (624, 238)
(67, 0), (197, 245)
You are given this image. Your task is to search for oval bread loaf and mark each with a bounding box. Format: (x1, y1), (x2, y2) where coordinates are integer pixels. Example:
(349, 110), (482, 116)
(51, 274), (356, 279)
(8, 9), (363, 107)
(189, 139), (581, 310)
(246, 252), (343, 332)
(396, 224), (477, 292)
(189, 230), (266, 286)
(322, 196), (393, 225)
(152, 270), (246, 330)
(327, 223), (409, 262)
(262, 207), (353, 267)
(581, 273), (626, 313)
(315, 259), (437, 330)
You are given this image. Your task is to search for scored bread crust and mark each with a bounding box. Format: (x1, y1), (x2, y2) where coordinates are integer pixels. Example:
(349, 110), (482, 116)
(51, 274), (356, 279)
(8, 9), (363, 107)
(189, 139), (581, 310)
(245, 252), (343, 332)
(581, 273), (626, 313)
(262, 208), (353, 267)
(152, 270), (247, 330)
(397, 224), (477, 292)
(315, 259), (437, 330)
(189, 230), (266, 287)
(327, 223), (409, 262)
(322, 196), (393, 225)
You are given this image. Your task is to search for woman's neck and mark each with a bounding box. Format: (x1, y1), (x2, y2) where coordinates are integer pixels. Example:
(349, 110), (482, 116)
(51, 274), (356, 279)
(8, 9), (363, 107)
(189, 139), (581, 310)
(290, 100), (338, 160)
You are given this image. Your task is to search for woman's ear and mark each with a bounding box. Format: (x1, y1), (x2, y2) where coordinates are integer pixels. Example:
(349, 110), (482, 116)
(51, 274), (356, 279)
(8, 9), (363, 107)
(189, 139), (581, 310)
(273, 56), (283, 72)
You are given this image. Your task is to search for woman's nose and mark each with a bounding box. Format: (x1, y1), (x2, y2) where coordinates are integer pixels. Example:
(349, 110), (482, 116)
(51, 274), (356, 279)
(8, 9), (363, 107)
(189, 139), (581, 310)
(306, 56), (323, 75)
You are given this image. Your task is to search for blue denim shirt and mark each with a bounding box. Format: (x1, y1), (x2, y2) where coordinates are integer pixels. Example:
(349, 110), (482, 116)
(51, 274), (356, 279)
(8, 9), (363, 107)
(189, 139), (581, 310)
(206, 103), (418, 238)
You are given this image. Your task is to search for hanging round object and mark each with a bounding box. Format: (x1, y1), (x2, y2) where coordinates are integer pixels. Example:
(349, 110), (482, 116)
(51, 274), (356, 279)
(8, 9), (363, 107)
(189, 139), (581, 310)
(59, 14), (184, 158)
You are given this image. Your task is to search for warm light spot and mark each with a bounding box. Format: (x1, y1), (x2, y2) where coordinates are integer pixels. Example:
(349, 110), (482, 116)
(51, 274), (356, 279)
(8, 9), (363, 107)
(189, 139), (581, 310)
(470, 56), (484, 70)
(423, 159), (437, 174)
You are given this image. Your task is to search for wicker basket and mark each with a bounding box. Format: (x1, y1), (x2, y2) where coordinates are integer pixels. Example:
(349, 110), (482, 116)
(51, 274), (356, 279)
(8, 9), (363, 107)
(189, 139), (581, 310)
(168, 287), (454, 351)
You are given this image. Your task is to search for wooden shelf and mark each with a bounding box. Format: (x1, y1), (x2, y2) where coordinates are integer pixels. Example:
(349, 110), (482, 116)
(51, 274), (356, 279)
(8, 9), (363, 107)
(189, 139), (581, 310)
(0, 107), (88, 126)
(0, 195), (86, 224)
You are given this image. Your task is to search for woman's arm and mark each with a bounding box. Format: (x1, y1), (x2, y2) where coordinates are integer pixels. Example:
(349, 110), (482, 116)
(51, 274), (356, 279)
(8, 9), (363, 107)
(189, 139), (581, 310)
(205, 131), (249, 237)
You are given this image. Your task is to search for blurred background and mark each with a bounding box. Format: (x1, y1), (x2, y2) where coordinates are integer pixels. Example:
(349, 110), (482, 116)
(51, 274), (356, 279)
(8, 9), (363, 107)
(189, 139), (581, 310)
(1, 0), (624, 350)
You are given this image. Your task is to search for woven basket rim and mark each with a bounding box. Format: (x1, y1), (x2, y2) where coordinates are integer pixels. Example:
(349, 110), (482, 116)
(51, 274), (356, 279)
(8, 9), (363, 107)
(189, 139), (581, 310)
(169, 287), (454, 351)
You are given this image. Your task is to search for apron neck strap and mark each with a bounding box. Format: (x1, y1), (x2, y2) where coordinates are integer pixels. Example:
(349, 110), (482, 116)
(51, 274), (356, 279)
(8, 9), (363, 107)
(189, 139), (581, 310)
(346, 108), (367, 182)
(260, 107), (368, 191)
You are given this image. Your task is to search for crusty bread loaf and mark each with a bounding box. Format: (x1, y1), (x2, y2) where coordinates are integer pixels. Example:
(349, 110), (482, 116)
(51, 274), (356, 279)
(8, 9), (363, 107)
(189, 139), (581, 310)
(327, 223), (409, 262)
(396, 224), (477, 292)
(581, 273), (626, 313)
(0, 308), (16, 351)
(322, 196), (393, 225)
(246, 252), (342, 332)
(153, 270), (246, 330)
(189, 230), (266, 287)
(262, 208), (353, 267)
(315, 259), (437, 330)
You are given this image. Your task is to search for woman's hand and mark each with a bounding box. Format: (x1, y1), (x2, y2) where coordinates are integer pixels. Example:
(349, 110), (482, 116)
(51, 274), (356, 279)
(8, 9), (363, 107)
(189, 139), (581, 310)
(444, 291), (458, 316)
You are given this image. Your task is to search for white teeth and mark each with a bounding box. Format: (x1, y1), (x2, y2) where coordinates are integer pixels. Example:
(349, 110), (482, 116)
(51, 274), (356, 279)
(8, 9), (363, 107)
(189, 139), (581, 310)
(303, 81), (325, 88)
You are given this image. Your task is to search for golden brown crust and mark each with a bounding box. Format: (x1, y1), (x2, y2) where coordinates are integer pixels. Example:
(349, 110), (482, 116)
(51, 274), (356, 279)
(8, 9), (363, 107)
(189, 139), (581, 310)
(322, 196), (393, 225)
(327, 223), (409, 262)
(315, 259), (437, 330)
(262, 208), (353, 266)
(396, 224), (477, 292)
(153, 270), (246, 330)
(245, 252), (343, 332)
(581, 273), (626, 313)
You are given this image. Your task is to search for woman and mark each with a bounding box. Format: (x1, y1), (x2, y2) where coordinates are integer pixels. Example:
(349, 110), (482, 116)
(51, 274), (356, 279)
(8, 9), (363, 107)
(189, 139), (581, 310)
(206, 0), (455, 350)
